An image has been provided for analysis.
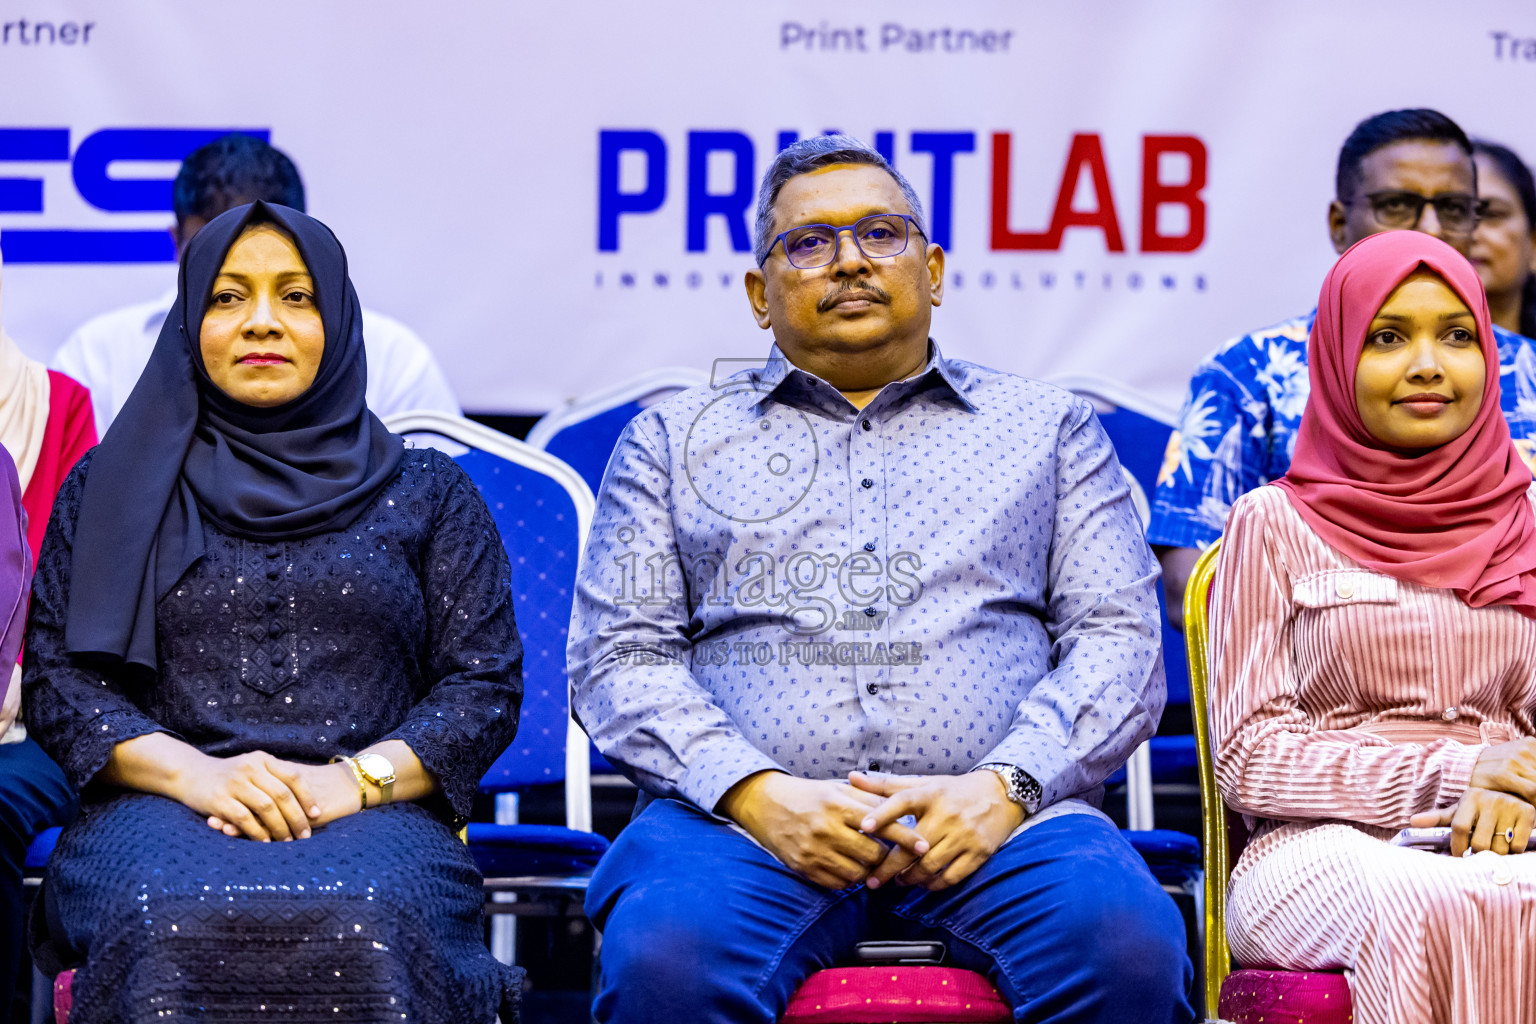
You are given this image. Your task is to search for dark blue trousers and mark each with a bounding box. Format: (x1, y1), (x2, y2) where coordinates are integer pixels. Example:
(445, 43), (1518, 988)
(0, 737), (74, 1010)
(587, 799), (1193, 1023)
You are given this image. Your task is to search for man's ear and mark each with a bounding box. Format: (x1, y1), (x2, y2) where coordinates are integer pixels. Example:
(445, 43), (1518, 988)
(744, 268), (773, 329)
(1328, 200), (1350, 255)
(925, 244), (945, 307)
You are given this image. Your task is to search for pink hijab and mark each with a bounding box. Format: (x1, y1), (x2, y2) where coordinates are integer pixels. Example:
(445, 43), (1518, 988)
(1275, 230), (1536, 616)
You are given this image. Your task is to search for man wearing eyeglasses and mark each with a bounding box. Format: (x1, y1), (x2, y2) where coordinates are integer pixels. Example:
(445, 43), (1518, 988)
(571, 134), (1193, 1023)
(1151, 107), (1536, 629)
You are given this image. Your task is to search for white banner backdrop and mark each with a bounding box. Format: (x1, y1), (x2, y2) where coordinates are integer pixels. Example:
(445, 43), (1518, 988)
(3, 0), (1536, 416)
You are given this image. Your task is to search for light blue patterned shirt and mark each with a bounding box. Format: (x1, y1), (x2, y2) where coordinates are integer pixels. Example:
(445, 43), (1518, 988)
(568, 343), (1166, 816)
(1148, 311), (1536, 550)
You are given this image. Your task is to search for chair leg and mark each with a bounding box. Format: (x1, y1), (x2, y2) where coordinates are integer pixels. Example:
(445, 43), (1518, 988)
(490, 895), (517, 964)
(1192, 875), (1206, 948)
(589, 941), (602, 1024)
(1126, 741), (1155, 831)
(30, 966), (50, 1024)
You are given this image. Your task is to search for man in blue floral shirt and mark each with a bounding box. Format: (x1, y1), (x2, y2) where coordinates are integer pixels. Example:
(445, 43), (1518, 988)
(1150, 108), (1536, 627)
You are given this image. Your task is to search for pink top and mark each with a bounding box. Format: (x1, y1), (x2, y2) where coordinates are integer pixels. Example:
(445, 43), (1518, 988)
(1210, 484), (1536, 830)
(21, 370), (95, 562)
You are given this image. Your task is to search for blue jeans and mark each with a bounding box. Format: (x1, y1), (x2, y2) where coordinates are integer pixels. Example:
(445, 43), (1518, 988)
(587, 799), (1193, 1024)
(0, 737), (74, 1009)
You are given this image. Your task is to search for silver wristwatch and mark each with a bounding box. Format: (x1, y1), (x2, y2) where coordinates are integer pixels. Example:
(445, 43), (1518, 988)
(974, 763), (1042, 815)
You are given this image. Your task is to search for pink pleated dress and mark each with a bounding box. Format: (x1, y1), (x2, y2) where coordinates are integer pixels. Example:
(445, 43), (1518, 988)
(1212, 484), (1536, 1024)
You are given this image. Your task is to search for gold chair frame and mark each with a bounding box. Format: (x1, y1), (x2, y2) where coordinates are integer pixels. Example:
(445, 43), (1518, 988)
(1182, 540), (1228, 1020)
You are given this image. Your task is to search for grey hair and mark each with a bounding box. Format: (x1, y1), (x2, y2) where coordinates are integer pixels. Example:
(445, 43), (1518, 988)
(752, 134), (928, 264)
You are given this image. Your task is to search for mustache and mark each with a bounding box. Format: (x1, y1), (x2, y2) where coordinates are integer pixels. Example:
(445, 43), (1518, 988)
(817, 283), (892, 313)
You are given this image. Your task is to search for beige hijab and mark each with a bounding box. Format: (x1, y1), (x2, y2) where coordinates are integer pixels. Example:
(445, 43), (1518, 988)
(0, 253), (51, 492)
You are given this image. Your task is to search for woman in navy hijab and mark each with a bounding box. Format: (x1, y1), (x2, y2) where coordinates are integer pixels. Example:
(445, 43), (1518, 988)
(22, 202), (524, 1022)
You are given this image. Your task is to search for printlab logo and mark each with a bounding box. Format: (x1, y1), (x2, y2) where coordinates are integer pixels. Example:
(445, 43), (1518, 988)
(593, 128), (1210, 297)
(596, 129), (1208, 256)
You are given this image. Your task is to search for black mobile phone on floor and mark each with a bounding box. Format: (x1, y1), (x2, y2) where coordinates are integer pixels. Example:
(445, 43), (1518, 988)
(852, 941), (946, 965)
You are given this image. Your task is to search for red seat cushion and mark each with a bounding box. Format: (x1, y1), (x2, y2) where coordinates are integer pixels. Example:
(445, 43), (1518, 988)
(781, 966), (1010, 1023)
(55, 969), (74, 1024)
(1218, 968), (1353, 1024)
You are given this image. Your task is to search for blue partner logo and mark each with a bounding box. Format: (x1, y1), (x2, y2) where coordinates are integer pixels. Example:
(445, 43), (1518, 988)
(0, 127), (270, 263)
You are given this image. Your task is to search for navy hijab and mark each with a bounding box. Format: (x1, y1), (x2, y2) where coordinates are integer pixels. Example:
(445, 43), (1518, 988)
(66, 201), (403, 671)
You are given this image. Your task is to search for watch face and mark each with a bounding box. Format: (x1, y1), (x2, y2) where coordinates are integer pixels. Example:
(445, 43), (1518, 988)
(354, 753), (395, 783)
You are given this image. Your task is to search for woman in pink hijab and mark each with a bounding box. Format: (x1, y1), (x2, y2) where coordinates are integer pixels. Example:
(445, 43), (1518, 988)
(1210, 230), (1536, 1021)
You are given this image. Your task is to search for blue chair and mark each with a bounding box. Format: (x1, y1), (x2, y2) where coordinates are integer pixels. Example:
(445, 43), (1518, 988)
(24, 825), (58, 875)
(526, 366), (709, 497)
(1061, 383), (1199, 796)
(527, 367), (708, 782)
(1063, 385), (1190, 709)
(1056, 383), (1205, 960)
(21, 827), (61, 1024)
(385, 411), (607, 963)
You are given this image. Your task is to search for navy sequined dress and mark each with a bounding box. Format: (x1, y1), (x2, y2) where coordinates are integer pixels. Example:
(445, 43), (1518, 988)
(22, 447), (524, 1023)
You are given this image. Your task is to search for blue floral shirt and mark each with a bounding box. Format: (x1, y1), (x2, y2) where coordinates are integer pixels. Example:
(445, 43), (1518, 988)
(1148, 311), (1536, 550)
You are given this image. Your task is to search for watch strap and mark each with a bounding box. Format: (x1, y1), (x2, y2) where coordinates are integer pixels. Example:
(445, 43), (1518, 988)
(332, 755), (368, 811)
(974, 762), (1042, 815)
(353, 753), (396, 805)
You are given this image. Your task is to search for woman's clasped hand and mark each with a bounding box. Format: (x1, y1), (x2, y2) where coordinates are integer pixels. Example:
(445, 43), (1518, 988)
(101, 731), (372, 842)
(182, 750), (325, 841)
(1410, 739), (1536, 855)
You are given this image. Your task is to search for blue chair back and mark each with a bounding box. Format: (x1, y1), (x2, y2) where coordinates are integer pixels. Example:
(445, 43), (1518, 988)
(542, 401), (647, 498)
(384, 413), (595, 829)
(455, 447), (582, 790)
(527, 367), (709, 497)
(1080, 396), (1189, 707)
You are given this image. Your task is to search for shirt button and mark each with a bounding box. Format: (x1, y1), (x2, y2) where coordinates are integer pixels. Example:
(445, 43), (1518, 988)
(867, 761), (881, 772)
(1443, 707), (1460, 722)
(266, 567), (280, 580)
(264, 547), (281, 559)
(270, 652), (286, 667)
(268, 622), (283, 638)
(864, 606), (878, 617)
(861, 478), (874, 489)
(266, 596), (281, 610)
(1494, 865), (1514, 886)
(861, 420), (872, 432)
(863, 541), (876, 552)
(1334, 578), (1355, 600)
(866, 683), (878, 695)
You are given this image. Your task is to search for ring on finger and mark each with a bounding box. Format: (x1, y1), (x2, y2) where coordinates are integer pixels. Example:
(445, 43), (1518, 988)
(1508, 827), (1517, 844)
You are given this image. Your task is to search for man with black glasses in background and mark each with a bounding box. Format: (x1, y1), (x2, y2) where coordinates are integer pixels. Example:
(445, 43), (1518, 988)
(1151, 108), (1536, 628)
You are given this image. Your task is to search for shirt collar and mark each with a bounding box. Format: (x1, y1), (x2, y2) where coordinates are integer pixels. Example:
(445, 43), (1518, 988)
(747, 340), (978, 414)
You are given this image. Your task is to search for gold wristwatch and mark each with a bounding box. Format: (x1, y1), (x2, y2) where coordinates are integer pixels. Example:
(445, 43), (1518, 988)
(352, 752), (396, 805)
